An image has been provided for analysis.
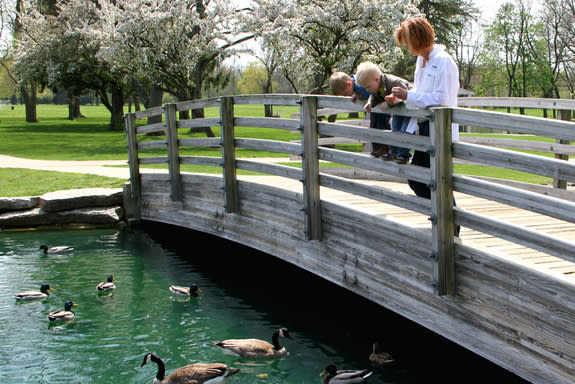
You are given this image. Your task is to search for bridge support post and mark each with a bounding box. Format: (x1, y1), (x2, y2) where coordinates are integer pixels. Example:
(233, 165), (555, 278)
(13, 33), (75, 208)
(301, 96), (322, 240)
(124, 112), (141, 219)
(554, 110), (571, 189)
(221, 96), (239, 213)
(430, 108), (455, 296)
(164, 103), (182, 201)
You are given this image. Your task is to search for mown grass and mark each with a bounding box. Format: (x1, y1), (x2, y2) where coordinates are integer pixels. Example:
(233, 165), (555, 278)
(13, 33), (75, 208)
(0, 168), (126, 197)
(0, 103), (566, 197)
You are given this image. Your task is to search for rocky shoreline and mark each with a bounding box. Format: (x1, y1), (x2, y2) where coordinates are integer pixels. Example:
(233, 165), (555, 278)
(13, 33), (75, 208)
(0, 188), (126, 229)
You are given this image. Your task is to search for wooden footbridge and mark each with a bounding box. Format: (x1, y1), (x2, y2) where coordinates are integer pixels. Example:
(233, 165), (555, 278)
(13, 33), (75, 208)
(124, 95), (575, 383)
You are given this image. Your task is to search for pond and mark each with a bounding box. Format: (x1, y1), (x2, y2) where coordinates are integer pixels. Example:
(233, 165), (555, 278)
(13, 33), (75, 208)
(0, 224), (528, 383)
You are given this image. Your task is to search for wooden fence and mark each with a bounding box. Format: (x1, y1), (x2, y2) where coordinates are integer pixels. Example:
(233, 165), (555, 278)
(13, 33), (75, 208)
(125, 95), (575, 296)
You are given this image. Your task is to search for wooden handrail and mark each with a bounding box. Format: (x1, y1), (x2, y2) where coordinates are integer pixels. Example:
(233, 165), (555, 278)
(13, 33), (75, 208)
(457, 96), (575, 111)
(123, 94), (575, 297)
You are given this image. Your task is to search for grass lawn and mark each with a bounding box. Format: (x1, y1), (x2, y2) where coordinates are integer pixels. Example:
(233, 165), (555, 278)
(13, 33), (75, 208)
(0, 103), (567, 196)
(0, 168), (126, 197)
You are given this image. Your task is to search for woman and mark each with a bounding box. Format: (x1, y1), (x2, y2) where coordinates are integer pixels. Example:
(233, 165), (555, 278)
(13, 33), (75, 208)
(391, 17), (459, 199)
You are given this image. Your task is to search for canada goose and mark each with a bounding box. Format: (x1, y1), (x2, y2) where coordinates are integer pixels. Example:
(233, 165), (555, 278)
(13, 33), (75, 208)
(212, 327), (292, 359)
(320, 365), (373, 384)
(169, 284), (202, 297)
(48, 300), (77, 321)
(368, 342), (394, 365)
(39, 245), (73, 254)
(97, 275), (116, 291)
(15, 284), (54, 300)
(140, 352), (240, 384)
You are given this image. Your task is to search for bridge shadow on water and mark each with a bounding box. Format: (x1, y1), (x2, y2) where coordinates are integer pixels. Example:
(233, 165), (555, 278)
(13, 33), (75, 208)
(142, 221), (528, 384)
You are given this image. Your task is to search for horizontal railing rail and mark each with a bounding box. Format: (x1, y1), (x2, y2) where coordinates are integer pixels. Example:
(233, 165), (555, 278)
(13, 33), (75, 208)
(457, 96), (575, 111)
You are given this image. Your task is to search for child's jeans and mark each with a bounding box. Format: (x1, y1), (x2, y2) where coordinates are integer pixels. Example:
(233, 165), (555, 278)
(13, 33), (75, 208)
(389, 115), (412, 158)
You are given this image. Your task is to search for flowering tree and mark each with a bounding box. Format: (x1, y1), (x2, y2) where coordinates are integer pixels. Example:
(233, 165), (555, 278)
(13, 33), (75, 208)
(95, 0), (252, 102)
(549, 0), (575, 99)
(12, 0), (133, 128)
(12, 0), (253, 130)
(243, 0), (419, 93)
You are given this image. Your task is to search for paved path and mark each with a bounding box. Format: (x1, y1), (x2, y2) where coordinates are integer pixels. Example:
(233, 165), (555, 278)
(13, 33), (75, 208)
(1, 155), (131, 179)
(0, 155), (295, 179)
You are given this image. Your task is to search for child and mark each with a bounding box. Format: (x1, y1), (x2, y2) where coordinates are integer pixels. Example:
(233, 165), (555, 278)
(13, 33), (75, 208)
(355, 61), (416, 164)
(329, 71), (391, 158)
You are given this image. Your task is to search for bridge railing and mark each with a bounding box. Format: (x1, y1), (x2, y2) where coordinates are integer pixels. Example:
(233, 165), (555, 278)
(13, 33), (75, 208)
(124, 94), (575, 296)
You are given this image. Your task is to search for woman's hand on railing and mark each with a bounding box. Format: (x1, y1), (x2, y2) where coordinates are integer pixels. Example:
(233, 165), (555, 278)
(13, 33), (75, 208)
(391, 85), (408, 101)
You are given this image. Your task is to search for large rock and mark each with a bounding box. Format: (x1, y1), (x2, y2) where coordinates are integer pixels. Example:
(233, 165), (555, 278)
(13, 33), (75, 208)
(41, 188), (123, 212)
(53, 206), (124, 225)
(0, 206), (124, 228)
(0, 208), (52, 226)
(0, 196), (40, 212)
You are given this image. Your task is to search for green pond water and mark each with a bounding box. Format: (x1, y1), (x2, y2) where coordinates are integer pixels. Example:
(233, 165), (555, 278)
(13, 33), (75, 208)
(0, 224), (528, 383)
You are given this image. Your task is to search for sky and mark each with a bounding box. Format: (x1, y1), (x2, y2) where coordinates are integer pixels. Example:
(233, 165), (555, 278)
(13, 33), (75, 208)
(478, 0), (508, 21)
(475, 0), (543, 21)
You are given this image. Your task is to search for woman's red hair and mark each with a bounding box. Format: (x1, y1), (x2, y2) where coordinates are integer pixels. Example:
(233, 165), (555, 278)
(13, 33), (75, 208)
(394, 17), (435, 53)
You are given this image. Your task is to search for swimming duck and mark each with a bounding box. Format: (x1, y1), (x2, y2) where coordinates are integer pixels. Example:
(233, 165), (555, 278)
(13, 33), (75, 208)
(169, 283), (202, 297)
(97, 275), (116, 291)
(15, 284), (53, 301)
(39, 244), (74, 254)
(212, 327), (292, 359)
(140, 352), (240, 384)
(320, 364), (373, 384)
(368, 341), (394, 365)
(48, 300), (77, 321)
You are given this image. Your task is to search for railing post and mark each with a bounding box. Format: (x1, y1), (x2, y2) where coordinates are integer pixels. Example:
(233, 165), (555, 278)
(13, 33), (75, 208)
(220, 96), (238, 213)
(554, 109), (571, 189)
(164, 103), (182, 201)
(301, 96), (322, 240)
(124, 112), (141, 219)
(430, 108), (455, 296)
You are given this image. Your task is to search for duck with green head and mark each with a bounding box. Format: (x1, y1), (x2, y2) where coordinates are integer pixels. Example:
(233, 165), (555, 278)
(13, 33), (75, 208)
(169, 283), (201, 297)
(97, 275), (116, 291)
(15, 284), (54, 301)
(48, 300), (77, 321)
(39, 245), (74, 254)
(320, 364), (373, 384)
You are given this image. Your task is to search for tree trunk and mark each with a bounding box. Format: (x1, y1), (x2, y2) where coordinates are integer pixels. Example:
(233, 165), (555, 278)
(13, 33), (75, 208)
(68, 94), (85, 120)
(20, 81), (37, 123)
(109, 85), (125, 131)
(148, 85), (163, 125)
(188, 84), (214, 137)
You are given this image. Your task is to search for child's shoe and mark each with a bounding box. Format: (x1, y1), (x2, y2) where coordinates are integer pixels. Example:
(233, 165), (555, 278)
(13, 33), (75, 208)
(370, 145), (389, 158)
(395, 154), (409, 164)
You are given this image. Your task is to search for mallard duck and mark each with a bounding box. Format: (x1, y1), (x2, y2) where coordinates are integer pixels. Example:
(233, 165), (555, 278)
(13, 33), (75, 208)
(368, 342), (394, 365)
(212, 327), (292, 359)
(320, 365), (373, 384)
(48, 300), (77, 321)
(140, 352), (240, 384)
(97, 275), (116, 291)
(15, 284), (53, 301)
(39, 244), (74, 254)
(169, 283), (202, 297)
